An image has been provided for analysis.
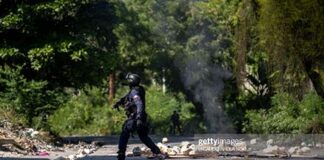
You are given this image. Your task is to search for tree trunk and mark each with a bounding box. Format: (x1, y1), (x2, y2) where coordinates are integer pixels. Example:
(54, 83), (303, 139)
(235, 0), (249, 88)
(108, 73), (115, 103)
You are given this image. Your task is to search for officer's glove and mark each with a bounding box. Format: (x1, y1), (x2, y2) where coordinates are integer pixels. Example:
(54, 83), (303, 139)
(136, 119), (144, 128)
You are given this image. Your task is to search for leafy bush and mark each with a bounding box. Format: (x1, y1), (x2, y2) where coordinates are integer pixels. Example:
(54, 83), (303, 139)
(0, 66), (65, 128)
(145, 86), (198, 135)
(243, 92), (324, 133)
(48, 86), (124, 136)
(48, 85), (199, 136)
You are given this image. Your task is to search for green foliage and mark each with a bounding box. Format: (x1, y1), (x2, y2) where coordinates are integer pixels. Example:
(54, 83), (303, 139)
(0, 65), (65, 128)
(48, 86), (124, 136)
(48, 85), (198, 136)
(1, 0), (323, 135)
(225, 0), (323, 133)
(0, 0), (119, 88)
(0, 0), (137, 130)
(257, 0), (324, 97)
(243, 92), (324, 133)
(146, 86), (199, 135)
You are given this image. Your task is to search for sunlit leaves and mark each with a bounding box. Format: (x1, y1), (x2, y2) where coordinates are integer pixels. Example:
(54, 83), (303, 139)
(28, 45), (54, 70)
(71, 49), (88, 61)
(0, 12), (22, 29)
(0, 48), (21, 58)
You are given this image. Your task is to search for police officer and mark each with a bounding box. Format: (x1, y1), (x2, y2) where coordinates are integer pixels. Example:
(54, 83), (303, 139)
(170, 111), (181, 135)
(112, 73), (166, 160)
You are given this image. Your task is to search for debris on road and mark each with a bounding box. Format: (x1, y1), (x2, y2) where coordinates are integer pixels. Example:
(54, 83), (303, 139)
(132, 146), (141, 156)
(0, 120), (99, 159)
(2, 124), (324, 160)
(250, 138), (257, 145)
(62, 141), (99, 160)
(266, 139), (274, 146)
(151, 138), (204, 158)
(262, 145), (286, 154)
(162, 137), (168, 144)
(0, 120), (60, 155)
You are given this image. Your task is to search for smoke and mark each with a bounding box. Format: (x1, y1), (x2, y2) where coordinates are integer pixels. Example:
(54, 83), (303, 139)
(140, 0), (234, 133)
(174, 34), (233, 133)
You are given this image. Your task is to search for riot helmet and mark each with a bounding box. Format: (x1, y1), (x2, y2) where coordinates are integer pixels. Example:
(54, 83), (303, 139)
(125, 73), (141, 86)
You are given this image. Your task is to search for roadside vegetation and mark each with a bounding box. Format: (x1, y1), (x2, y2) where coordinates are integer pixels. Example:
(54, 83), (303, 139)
(0, 0), (323, 135)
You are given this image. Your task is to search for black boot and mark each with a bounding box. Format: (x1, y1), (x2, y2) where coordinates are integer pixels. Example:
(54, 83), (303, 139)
(117, 151), (125, 160)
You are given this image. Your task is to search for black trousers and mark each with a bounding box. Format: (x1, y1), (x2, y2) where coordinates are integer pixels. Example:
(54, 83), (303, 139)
(118, 119), (161, 157)
(171, 122), (182, 134)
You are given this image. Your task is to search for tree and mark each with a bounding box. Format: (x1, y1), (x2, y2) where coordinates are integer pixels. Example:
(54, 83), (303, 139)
(258, 0), (324, 98)
(0, 0), (120, 125)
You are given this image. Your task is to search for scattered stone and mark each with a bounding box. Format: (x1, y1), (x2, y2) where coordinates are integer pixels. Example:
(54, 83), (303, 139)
(296, 148), (303, 155)
(168, 149), (177, 156)
(263, 145), (287, 155)
(83, 148), (91, 154)
(300, 146), (311, 153)
(180, 145), (192, 155)
(162, 137), (168, 144)
(68, 154), (76, 160)
(288, 146), (299, 154)
(263, 145), (278, 154)
(140, 146), (152, 156)
(315, 143), (322, 148)
(62, 141), (99, 160)
(301, 142), (306, 146)
(250, 138), (257, 145)
(132, 146), (141, 156)
(180, 141), (191, 148)
(278, 146), (286, 154)
(157, 142), (169, 154)
(188, 150), (196, 156)
(234, 141), (247, 151)
(141, 146), (147, 151)
(266, 139), (273, 146)
(156, 139), (199, 156)
(172, 146), (180, 154)
(189, 144), (195, 150)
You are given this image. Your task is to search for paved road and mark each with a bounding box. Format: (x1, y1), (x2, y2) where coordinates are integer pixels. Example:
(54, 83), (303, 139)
(1, 135), (323, 160)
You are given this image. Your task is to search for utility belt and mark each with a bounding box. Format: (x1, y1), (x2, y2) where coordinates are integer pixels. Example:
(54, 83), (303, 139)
(123, 115), (148, 135)
(124, 100), (137, 119)
(122, 99), (148, 134)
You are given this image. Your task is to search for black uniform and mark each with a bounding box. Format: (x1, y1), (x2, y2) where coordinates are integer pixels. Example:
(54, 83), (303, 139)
(115, 85), (161, 160)
(170, 111), (181, 134)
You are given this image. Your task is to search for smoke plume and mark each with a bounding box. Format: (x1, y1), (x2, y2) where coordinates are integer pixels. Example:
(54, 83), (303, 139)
(175, 34), (233, 133)
(149, 0), (234, 133)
